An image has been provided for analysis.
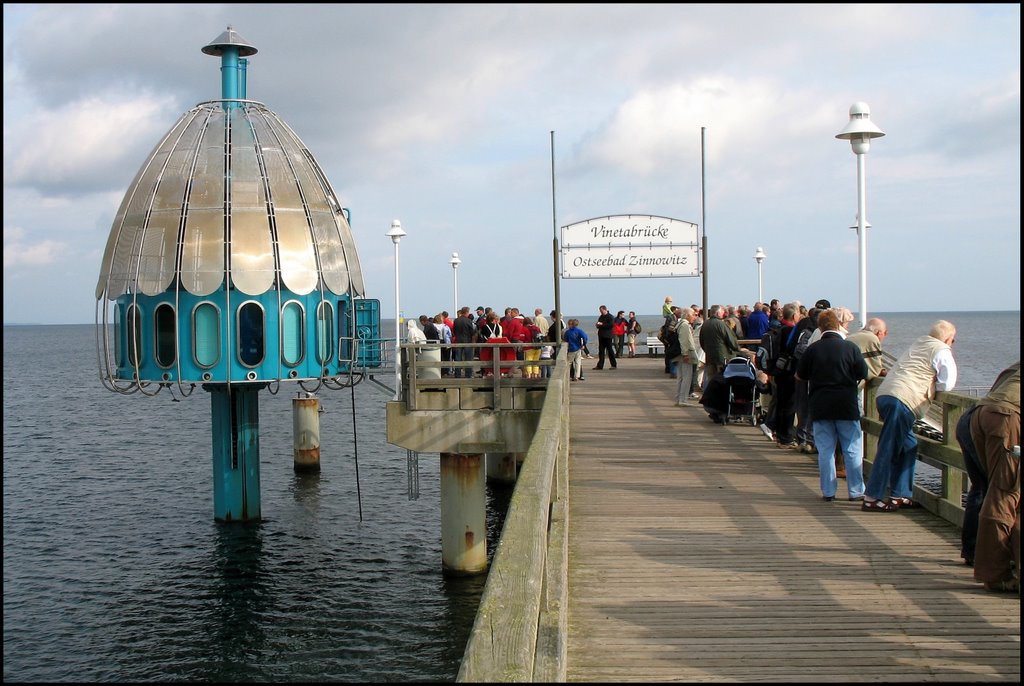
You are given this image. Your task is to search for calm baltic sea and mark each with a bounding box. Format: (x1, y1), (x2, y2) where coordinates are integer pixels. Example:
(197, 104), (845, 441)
(2, 311), (1018, 681)
(3, 323), (509, 682)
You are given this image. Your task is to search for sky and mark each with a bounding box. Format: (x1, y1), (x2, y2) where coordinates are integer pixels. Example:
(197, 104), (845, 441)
(3, 3), (1020, 326)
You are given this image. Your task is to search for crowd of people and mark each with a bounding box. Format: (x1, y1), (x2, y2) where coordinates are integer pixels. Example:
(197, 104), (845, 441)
(574, 294), (1018, 596)
(658, 295), (1018, 596)
(402, 297), (1020, 595)
(405, 306), (561, 379)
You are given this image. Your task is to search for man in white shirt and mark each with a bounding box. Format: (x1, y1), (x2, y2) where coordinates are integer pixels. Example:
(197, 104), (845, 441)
(861, 320), (957, 511)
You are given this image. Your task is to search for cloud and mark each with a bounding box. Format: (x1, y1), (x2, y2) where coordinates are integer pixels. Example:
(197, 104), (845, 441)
(4, 226), (67, 267)
(4, 94), (177, 197)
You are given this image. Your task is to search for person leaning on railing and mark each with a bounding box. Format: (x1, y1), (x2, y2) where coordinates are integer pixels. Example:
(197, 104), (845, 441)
(966, 361), (1020, 594)
(861, 320), (957, 512)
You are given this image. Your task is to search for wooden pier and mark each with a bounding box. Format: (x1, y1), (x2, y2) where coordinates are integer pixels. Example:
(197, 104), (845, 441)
(566, 356), (1019, 682)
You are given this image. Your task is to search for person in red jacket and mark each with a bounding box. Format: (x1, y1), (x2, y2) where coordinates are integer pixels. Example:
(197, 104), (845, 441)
(501, 308), (529, 369)
(501, 309), (527, 344)
(612, 310), (628, 358)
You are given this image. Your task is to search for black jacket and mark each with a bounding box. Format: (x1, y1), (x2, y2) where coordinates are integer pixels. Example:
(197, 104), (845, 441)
(796, 331), (869, 420)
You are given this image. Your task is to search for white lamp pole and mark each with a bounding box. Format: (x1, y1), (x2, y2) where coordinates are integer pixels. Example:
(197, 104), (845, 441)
(387, 219), (407, 400)
(836, 102), (884, 331)
(449, 251), (461, 317)
(753, 246), (766, 303)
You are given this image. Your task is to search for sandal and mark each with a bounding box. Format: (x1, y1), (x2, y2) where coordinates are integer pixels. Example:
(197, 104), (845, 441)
(861, 499), (898, 512)
(888, 497), (921, 508)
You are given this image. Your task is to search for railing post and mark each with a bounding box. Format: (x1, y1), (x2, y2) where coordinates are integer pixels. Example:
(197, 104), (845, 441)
(407, 343), (419, 410)
(941, 394), (971, 508)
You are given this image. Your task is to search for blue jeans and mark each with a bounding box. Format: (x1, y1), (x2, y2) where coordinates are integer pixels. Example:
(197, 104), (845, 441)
(955, 406), (984, 561)
(866, 395), (918, 500)
(814, 419), (865, 499)
(453, 345), (475, 378)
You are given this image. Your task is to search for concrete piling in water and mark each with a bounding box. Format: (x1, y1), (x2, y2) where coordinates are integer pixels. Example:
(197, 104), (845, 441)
(440, 452), (487, 576)
(293, 392), (321, 472)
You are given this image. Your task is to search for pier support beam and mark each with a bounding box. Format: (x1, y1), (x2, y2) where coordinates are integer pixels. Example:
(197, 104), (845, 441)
(210, 385), (262, 522)
(292, 392), (321, 472)
(486, 452), (517, 484)
(440, 452), (488, 576)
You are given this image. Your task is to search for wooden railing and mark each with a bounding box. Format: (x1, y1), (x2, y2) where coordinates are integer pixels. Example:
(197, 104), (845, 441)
(457, 355), (569, 682)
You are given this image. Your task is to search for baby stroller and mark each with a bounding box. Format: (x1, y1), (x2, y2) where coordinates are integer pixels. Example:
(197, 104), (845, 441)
(722, 356), (762, 426)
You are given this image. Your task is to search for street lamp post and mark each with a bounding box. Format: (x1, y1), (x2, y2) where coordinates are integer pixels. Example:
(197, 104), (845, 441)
(449, 251), (461, 317)
(836, 102), (884, 331)
(386, 219), (407, 400)
(753, 246), (766, 303)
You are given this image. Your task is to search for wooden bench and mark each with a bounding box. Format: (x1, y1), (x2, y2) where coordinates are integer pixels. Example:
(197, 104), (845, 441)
(645, 336), (664, 357)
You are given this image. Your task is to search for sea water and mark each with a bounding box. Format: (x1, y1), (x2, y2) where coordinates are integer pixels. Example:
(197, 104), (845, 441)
(3, 323), (509, 682)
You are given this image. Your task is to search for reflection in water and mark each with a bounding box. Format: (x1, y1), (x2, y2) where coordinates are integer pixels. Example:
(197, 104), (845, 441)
(203, 523), (268, 683)
(290, 470), (322, 506)
(435, 480), (514, 669)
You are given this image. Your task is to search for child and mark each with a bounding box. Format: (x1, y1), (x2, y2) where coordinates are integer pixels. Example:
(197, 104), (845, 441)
(539, 344), (554, 379)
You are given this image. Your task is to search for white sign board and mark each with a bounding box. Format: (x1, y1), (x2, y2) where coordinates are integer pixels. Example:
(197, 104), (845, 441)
(560, 215), (700, 279)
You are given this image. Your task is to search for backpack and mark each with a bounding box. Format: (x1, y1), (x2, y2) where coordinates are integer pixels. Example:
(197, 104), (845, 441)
(632, 321), (642, 334)
(791, 327), (815, 362)
(663, 324), (681, 357)
(757, 327), (798, 374)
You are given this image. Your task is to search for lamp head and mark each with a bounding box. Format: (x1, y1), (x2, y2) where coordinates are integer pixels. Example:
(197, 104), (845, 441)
(837, 101), (885, 154)
(753, 246), (766, 264)
(449, 251), (461, 268)
(387, 219), (407, 243)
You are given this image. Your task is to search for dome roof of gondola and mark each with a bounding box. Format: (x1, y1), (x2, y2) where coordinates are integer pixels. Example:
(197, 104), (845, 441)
(95, 98), (365, 301)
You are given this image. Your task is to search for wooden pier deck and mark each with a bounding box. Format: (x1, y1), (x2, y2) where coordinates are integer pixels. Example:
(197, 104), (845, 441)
(566, 356), (1019, 682)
